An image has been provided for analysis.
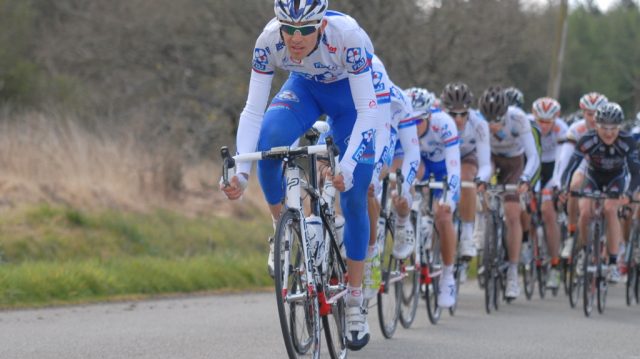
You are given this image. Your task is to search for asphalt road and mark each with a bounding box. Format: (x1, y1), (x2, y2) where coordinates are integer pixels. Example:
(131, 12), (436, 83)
(1, 281), (639, 359)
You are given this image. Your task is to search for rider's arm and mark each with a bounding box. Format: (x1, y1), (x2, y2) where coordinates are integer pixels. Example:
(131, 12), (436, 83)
(235, 33), (275, 175)
(442, 118), (461, 206)
(520, 124), (540, 183)
(626, 138), (640, 194)
(560, 143), (585, 189)
(475, 118), (492, 183)
(398, 117), (420, 194)
(338, 32), (379, 187)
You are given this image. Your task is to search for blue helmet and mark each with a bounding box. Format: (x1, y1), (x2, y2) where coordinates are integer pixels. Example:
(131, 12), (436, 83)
(274, 0), (328, 23)
(405, 87), (436, 115)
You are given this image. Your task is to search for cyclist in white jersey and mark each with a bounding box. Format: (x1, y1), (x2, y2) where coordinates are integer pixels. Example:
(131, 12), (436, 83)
(220, 1), (381, 350)
(362, 56), (420, 299)
(440, 83), (491, 264)
(479, 86), (540, 300)
(530, 97), (568, 289)
(555, 92), (608, 258)
(415, 90), (462, 308)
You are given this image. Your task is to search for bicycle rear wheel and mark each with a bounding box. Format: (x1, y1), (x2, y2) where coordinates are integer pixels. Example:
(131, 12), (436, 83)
(568, 232), (582, 308)
(322, 233), (347, 359)
(627, 230), (639, 306)
(425, 230), (442, 324)
(377, 223), (400, 338)
(483, 214), (497, 314)
(274, 210), (321, 358)
(399, 247), (420, 328)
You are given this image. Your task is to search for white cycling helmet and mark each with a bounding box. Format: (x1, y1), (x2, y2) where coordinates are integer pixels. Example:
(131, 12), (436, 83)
(405, 87), (436, 115)
(274, 0), (328, 23)
(579, 92), (608, 111)
(532, 97), (561, 121)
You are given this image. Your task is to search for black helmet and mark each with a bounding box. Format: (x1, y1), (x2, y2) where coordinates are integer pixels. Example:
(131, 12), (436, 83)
(504, 87), (524, 108)
(441, 82), (473, 110)
(595, 102), (624, 125)
(479, 86), (508, 122)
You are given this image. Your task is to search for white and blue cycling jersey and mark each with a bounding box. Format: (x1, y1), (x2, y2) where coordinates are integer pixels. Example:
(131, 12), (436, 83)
(235, 11), (380, 261)
(457, 109), (492, 182)
(418, 109), (461, 208)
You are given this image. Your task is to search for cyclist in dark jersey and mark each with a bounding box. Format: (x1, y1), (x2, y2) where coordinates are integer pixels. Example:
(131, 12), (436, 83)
(561, 103), (640, 283)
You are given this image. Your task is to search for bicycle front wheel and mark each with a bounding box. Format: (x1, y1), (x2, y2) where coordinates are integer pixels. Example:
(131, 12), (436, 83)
(425, 230), (442, 324)
(483, 214), (497, 314)
(274, 210), (321, 358)
(377, 224), (400, 338)
(626, 229), (640, 306)
(399, 249), (420, 328)
(568, 232), (582, 309)
(322, 231), (347, 359)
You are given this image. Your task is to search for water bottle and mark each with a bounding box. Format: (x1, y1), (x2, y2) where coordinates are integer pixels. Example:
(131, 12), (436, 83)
(306, 215), (324, 266)
(421, 215), (434, 248)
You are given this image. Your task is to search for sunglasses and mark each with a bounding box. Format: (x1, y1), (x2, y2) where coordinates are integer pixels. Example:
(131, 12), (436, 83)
(280, 22), (321, 36)
(448, 110), (468, 118)
(596, 123), (620, 132)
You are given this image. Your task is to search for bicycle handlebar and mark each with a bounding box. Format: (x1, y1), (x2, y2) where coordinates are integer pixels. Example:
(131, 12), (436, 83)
(569, 190), (623, 200)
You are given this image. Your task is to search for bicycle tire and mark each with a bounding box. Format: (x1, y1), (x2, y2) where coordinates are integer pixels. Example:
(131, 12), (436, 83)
(596, 225), (607, 314)
(626, 227), (639, 306)
(377, 222), (400, 338)
(568, 242), (582, 309)
(483, 214), (497, 314)
(425, 230), (442, 324)
(583, 222), (600, 318)
(399, 232), (420, 328)
(449, 254), (463, 316)
(322, 229), (347, 359)
(274, 210), (321, 358)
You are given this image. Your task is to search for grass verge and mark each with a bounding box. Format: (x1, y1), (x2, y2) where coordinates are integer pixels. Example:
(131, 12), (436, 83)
(0, 204), (273, 308)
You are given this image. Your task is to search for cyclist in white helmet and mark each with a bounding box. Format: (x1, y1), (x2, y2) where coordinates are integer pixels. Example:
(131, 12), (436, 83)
(362, 55), (420, 299)
(531, 97), (568, 289)
(440, 82), (491, 273)
(414, 87), (462, 308)
(555, 92), (608, 258)
(479, 86), (540, 300)
(221, 0), (383, 350)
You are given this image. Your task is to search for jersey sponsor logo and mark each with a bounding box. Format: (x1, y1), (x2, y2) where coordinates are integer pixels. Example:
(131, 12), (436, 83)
(275, 90), (299, 102)
(372, 71), (385, 92)
(352, 128), (376, 165)
(276, 40), (285, 52)
(406, 161), (419, 185)
(314, 62), (338, 71)
(346, 47), (366, 72)
(321, 34), (337, 53)
(252, 48), (269, 71)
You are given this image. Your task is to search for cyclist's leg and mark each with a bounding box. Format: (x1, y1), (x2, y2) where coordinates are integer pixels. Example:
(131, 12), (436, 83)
(256, 74), (322, 214)
(568, 161), (586, 235)
(603, 172), (629, 282)
(577, 174), (599, 247)
(494, 154), (524, 297)
(459, 152), (479, 256)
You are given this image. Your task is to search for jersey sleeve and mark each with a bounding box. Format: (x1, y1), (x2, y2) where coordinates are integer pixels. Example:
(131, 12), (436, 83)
(337, 29), (379, 180)
(625, 136), (640, 193)
(518, 118), (540, 182)
(441, 117), (461, 205)
(235, 33), (275, 174)
(560, 136), (588, 188)
(475, 119), (492, 182)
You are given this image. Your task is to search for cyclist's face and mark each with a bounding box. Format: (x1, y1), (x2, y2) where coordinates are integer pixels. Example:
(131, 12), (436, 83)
(535, 117), (554, 136)
(280, 20), (326, 61)
(583, 109), (597, 129)
(596, 123), (620, 145)
(448, 108), (469, 131)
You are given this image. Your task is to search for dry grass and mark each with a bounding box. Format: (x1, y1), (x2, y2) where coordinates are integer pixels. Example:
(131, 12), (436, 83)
(0, 110), (267, 217)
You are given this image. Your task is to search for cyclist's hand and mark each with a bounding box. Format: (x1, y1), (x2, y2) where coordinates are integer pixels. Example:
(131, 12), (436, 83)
(438, 198), (453, 213)
(476, 181), (487, 193)
(557, 191), (568, 204)
(220, 173), (248, 200)
(333, 169), (353, 192)
(392, 193), (409, 212)
(318, 159), (332, 179)
(518, 181), (530, 194)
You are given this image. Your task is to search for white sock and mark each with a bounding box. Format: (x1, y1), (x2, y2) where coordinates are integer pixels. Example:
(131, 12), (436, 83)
(461, 221), (474, 238)
(443, 264), (455, 279)
(346, 285), (363, 307)
(367, 245), (376, 259)
(508, 263), (518, 277)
